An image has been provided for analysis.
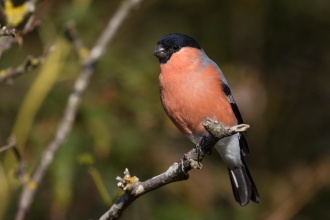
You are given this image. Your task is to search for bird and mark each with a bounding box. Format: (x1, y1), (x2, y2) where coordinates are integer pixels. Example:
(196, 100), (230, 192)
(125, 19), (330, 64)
(153, 33), (260, 206)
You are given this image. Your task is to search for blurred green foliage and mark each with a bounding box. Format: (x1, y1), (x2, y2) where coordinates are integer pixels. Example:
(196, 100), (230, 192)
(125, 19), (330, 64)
(0, 0), (330, 219)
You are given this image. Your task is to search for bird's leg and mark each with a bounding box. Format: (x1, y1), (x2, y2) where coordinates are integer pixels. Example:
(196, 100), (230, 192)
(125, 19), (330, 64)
(179, 134), (217, 175)
(195, 136), (213, 155)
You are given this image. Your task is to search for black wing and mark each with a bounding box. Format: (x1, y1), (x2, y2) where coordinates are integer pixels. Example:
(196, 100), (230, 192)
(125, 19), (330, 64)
(222, 83), (249, 155)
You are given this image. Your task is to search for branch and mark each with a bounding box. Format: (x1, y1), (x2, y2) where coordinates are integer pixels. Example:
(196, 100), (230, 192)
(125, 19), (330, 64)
(0, 45), (55, 84)
(14, 0), (142, 219)
(99, 118), (250, 220)
(0, 14), (40, 59)
(0, 26), (16, 38)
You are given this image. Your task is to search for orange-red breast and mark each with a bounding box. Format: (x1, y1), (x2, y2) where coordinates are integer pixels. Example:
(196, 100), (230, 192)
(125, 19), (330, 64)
(153, 33), (260, 206)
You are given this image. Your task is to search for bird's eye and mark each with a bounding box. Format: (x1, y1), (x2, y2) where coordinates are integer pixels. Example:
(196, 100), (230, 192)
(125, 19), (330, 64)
(172, 45), (180, 51)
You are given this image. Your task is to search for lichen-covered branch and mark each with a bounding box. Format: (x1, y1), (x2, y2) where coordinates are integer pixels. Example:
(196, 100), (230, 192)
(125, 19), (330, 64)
(0, 46), (55, 84)
(0, 26), (16, 38)
(14, 0), (142, 219)
(99, 118), (250, 220)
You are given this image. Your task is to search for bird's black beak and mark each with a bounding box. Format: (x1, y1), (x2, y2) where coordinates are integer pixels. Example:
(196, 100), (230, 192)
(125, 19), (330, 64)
(153, 45), (167, 58)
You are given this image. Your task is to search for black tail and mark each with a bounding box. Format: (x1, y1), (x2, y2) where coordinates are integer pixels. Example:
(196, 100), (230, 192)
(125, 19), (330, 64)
(228, 159), (260, 206)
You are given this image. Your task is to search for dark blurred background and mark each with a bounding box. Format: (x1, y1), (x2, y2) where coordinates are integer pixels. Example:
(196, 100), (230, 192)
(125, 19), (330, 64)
(0, 0), (330, 219)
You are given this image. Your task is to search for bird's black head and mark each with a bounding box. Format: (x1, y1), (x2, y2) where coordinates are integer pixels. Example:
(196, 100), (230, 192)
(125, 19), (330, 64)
(153, 33), (201, 64)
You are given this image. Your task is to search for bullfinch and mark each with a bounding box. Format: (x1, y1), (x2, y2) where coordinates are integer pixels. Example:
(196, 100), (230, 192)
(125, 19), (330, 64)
(153, 33), (260, 206)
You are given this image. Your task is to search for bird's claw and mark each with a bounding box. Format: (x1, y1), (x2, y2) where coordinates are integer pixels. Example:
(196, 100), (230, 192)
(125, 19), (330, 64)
(195, 143), (204, 155)
(195, 136), (212, 155)
(180, 156), (189, 176)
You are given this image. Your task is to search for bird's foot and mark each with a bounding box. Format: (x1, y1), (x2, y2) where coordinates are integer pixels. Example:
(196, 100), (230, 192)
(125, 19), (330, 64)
(116, 168), (139, 191)
(179, 156), (189, 176)
(195, 136), (213, 155)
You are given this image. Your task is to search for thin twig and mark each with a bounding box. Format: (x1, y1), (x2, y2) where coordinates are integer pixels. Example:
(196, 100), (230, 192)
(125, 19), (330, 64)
(0, 136), (26, 183)
(14, 0), (142, 219)
(64, 21), (88, 60)
(21, 15), (40, 35)
(0, 45), (56, 84)
(259, 157), (330, 220)
(99, 118), (250, 220)
(0, 135), (16, 153)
